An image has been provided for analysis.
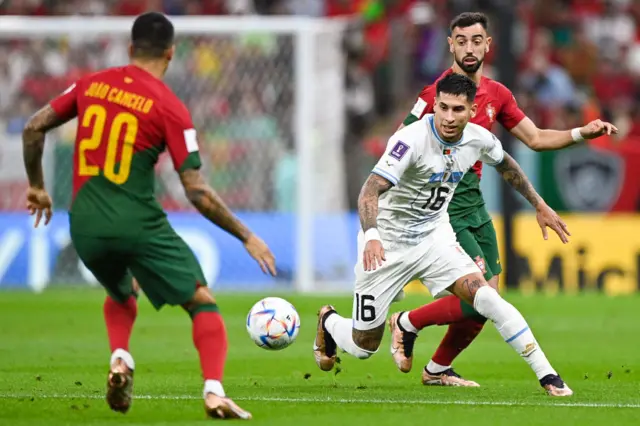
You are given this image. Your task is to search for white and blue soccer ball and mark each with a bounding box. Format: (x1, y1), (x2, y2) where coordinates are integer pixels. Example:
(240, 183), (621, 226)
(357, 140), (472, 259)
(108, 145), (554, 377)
(246, 297), (300, 350)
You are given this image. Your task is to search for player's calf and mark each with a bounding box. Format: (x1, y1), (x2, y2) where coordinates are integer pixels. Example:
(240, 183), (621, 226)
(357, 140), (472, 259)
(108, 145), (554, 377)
(351, 325), (384, 355)
(183, 286), (252, 416)
(448, 272), (572, 396)
(104, 294), (137, 354)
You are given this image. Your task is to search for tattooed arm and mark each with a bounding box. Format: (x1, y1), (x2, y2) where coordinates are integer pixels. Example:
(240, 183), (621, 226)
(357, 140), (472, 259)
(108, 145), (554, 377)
(357, 173), (394, 232)
(494, 152), (543, 209)
(494, 152), (571, 243)
(179, 169), (252, 242)
(179, 168), (276, 274)
(23, 105), (69, 189)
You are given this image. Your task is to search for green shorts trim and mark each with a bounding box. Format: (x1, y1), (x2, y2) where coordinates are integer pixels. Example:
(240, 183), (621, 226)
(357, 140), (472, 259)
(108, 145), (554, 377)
(71, 223), (207, 310)
(451, 206), (502, 281)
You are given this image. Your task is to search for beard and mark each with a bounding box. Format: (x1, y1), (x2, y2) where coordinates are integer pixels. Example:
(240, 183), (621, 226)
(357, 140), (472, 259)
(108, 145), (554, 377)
(455, 55), (483, 74)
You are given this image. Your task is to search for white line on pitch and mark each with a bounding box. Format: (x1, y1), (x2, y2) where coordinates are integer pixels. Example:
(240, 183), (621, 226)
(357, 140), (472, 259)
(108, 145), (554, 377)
(0, 394), (638, 409)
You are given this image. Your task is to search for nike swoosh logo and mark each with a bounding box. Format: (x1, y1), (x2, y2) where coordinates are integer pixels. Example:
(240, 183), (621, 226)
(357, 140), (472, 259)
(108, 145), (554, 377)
(391, 345), (399, 354)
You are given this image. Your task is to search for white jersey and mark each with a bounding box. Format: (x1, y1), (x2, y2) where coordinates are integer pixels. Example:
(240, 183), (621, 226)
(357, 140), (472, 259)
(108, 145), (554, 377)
(371, 114), (504, 246)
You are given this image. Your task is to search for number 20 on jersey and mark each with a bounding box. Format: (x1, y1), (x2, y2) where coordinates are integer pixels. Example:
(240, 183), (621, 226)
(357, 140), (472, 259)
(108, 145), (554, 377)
(78, 104), (139, 185)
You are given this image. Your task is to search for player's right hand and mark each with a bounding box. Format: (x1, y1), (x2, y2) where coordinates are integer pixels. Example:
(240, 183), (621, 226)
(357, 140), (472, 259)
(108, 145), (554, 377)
(26, 187), (53, 228)
(363, 240), (386, 271)
(244, 234), (277, 276)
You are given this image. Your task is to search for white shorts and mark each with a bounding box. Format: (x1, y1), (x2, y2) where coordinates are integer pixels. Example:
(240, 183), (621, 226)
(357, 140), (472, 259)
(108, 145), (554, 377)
(351, 223), (481, 331)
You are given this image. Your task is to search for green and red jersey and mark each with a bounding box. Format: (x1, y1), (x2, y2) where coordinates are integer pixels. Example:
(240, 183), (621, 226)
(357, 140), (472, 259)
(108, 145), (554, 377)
(403, 68), (526, 218)
(50, 64), (201, 236)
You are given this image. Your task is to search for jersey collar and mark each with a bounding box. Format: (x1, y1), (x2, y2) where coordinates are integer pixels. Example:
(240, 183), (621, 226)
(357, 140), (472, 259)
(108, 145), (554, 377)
(429, 115), (463, 146)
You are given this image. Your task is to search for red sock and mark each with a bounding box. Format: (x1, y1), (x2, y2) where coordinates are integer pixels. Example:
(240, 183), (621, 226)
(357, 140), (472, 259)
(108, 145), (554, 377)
(103, 295), (137, 352)
(431, 319), (486, 366)
(192, 311), (228, 381)
(407, 295), (464, 330)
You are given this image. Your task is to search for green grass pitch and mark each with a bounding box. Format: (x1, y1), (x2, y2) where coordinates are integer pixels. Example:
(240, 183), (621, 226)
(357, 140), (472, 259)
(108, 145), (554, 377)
(0, 288), (639, 425)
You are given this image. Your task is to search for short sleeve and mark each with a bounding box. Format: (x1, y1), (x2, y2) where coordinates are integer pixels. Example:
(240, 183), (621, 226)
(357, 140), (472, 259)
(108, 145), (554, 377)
(496, 86), (526, 130)
(49, 82), (79, 121)
(480, 133), (505, 166)
(402, 85), (436, 126)
(372, 134), (417, 185)
(162, 100), (202, 172)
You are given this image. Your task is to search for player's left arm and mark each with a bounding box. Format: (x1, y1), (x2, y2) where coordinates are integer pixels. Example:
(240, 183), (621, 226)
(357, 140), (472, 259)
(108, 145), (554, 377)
(509, 116), (618, 152)
(493, 151), (571, 244)
(497, 86), (618, 151)
(164, 101), (275, 275)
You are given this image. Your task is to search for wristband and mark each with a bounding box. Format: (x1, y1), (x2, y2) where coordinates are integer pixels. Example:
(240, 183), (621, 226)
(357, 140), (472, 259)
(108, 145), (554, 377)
(364, 228), (381, 242)
(571, 127), (584, 142)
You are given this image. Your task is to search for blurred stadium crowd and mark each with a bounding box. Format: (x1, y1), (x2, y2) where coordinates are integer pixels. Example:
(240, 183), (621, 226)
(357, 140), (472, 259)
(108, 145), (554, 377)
(0, 0), (639, 212)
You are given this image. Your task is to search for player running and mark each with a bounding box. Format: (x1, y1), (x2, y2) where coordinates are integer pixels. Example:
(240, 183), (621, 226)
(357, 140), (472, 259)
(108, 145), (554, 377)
(21, 12), (275, 420)
(393, 12), (617, 387)
(313, 73), (573, 396)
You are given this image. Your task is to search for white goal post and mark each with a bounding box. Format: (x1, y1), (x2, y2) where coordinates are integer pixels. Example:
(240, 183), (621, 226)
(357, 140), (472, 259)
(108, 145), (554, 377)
(0, 16), (352, 293)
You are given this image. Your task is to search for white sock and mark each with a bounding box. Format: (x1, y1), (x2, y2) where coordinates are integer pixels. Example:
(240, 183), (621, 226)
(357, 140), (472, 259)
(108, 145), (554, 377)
(426, 360), (451, 374)
(473, 286), (556, 380)
(110, 348), (135, 371)
(399, 312), (418, 333)
(324, 313), (375, 360)
(203, 379), (225, 398)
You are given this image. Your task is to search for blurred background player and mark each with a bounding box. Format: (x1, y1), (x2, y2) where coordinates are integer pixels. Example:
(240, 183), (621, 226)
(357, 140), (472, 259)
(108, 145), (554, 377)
(21, 11), (275, 420)
(314, 73), (573, 396)
(396, 12), (617, 387)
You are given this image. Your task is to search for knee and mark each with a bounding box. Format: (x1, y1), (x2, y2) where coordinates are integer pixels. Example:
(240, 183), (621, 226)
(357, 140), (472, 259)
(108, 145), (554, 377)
(182, 286), (218, 317)
(488, 275), (500, 292)
(391, 290), (406, 303)
(472, 285), (502, 314)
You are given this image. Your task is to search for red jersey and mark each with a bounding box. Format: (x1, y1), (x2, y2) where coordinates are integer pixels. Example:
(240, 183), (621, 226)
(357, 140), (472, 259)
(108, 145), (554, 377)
(50, 65), (202, 236)
(402, 68), (526, 216)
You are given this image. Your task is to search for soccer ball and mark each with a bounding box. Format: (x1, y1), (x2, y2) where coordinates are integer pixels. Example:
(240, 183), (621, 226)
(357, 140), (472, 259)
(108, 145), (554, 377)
(246, 297), (300, 350)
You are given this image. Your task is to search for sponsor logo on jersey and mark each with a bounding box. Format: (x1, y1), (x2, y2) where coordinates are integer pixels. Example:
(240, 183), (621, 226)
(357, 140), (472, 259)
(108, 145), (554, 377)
(429, 171), (463, 183)
(389, 141), (410, 160)
(486, 103), (496, 123)
(554, 146), (623, 211)
(474, 256), (487, 274)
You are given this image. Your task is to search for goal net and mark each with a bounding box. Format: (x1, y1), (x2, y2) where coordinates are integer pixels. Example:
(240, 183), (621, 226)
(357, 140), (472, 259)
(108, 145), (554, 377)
(0, 16), (355, 293)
